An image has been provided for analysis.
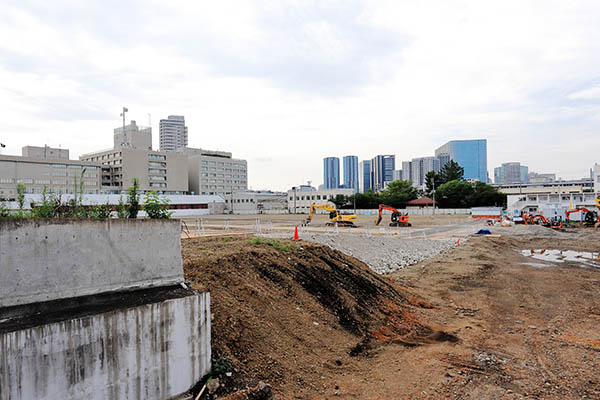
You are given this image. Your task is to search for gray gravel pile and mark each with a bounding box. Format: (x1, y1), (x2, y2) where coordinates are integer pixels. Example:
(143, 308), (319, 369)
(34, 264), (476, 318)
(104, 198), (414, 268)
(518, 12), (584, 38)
(301, 233), (457, 274)
(487, 224), (572, 238)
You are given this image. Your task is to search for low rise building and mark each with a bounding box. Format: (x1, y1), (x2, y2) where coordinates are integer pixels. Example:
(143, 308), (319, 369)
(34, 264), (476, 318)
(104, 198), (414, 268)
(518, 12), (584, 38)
(286, 187), (354, 213)
(224, 190), (287, 214)
(182, 147), (248, 197)
(0, 146), (101, 201)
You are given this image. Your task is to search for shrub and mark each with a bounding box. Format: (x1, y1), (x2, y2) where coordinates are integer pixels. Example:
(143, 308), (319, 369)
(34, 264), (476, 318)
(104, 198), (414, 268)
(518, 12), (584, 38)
(126, 178), (140, 219)
(143, 191), (172, 219)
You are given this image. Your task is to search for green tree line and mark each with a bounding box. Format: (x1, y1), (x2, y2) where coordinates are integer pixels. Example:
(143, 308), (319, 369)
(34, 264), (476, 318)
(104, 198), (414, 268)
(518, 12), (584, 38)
(332, 160), (505, 209)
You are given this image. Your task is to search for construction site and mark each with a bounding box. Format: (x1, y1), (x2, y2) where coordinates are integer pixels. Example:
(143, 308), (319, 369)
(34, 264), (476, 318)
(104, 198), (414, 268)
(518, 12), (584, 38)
(174, 207), (600, 399)
(2, 206), (600, 399)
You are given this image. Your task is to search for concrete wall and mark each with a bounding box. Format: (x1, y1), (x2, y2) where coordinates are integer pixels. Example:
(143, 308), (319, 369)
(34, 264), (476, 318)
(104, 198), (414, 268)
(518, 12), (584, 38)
(1, 293), (211, 400)
(0, 219), (184, 308)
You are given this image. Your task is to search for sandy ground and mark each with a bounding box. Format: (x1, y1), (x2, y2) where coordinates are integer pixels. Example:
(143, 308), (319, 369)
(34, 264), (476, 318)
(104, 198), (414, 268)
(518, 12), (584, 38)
(180, 214), (474, 239)
(324, 230), (600, 399)
(181, 224), (600, 399)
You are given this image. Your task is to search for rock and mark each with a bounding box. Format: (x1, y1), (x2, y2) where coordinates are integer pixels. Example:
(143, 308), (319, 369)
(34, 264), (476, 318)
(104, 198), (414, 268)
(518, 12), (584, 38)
(207, 378), (220, 394)
(529, 325), (537, 329)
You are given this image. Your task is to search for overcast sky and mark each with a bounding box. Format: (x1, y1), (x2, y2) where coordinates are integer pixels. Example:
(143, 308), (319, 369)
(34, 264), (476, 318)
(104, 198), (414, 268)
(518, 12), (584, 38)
(1, 1), (600, 190)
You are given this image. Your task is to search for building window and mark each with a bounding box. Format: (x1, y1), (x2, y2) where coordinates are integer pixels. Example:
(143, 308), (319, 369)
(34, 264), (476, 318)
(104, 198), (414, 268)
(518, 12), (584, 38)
(148, 168), (167, 174)
(53, 164), (67, 168)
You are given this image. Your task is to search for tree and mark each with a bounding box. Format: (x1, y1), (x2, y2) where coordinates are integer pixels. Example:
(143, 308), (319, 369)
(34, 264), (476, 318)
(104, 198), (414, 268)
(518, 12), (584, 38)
(436, 180), (473, 208)
(467, 181), (506, 207)
(143, 191), (173, 219)
(348, 189), (380, 209)
(126, 178), (140, 219)
(380, 180), (418, 209)
(439, 160), (464, 184)
(424, 170), (442, 196)
(330, 194), (349, 209)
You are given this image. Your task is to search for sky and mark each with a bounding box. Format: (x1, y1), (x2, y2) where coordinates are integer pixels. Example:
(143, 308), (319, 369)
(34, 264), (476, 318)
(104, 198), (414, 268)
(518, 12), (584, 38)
(1, 0), (600, 191)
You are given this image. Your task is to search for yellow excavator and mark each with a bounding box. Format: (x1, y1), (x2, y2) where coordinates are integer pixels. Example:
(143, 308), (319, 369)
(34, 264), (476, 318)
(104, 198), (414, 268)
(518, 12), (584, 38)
(304, 202), (358, 227)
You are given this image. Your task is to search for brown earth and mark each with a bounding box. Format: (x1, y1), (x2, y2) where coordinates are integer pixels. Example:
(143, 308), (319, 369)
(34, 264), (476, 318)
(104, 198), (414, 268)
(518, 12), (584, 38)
(182, 236), (455, 398)
(182, 230), (600, 399)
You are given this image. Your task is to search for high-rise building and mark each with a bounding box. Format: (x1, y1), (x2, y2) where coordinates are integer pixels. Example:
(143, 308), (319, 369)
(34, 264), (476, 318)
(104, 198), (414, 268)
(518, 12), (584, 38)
(323, 157), (340, 189)
(410, 156), (440, 189)
(435, 139), (487, 182)
(494, 162), (528, 184)
(343, 155), (359, 192)
(401, 161), (413, 182)
(370, 155), (395, 192)
(159, 115), (188, 152)
(358, 160), (371, 192)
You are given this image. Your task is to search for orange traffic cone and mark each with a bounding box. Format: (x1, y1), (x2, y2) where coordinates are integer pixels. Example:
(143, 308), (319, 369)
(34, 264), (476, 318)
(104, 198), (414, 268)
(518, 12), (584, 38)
(293, 226), (299, 241)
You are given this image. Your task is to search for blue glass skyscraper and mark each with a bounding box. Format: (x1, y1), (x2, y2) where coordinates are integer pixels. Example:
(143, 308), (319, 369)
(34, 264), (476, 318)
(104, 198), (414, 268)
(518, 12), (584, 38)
(370, 155), (395, 191)
(343, 155), (359, 192)
(435, 139), (487, 182)
(359, 160), (371, 192)
(323, 157), (340, 189)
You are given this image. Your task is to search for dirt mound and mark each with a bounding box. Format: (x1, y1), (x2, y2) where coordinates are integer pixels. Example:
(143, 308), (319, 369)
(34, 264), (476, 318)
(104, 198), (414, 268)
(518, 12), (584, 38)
(182, 236), (455, 396)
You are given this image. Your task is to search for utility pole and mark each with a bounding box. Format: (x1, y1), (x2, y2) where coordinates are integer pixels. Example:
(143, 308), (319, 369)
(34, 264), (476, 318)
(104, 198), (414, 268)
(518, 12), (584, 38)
(431, 175), (436, 215)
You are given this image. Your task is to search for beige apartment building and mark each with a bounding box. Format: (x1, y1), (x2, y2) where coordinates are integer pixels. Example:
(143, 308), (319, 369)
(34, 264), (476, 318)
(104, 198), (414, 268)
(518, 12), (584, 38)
(181, 148), (248, 196)
(79, 120), (189, 194)
(80, 148), (188, 194)
(0, 146), (101, 201)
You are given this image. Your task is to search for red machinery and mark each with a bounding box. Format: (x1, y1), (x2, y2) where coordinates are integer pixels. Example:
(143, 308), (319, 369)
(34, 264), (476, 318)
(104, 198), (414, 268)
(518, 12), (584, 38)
(522, 213), (563, 230)
(564, 208), (600, 227)
(375, 204), (411, 227)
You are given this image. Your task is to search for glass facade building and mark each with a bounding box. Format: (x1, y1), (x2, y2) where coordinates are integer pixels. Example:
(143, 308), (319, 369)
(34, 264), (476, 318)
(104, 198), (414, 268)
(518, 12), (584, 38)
(370, 155), (395, 191)
(343, 155), (359, 192)
(358, 160), (371, 193)
(323, 157), (340, 189)
(435, 139), (487, 182)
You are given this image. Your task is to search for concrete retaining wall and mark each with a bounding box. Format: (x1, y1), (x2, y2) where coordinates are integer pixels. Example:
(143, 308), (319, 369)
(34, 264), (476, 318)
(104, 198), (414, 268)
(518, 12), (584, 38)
(0, 219), (184, 308)
(0, 293), (211, 400)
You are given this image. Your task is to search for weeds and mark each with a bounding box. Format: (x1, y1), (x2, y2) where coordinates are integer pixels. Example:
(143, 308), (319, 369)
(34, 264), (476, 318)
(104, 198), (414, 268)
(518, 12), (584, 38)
(211, 357), (233, 375)
(249, 237), (291, 251)
(143, 190), (172, 219)
(223, 237), (233, 243)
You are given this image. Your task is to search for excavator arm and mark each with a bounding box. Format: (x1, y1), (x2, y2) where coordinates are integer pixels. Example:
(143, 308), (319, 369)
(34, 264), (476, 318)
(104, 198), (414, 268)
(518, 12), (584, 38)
(375, 204), (398, 226)
(305, 203), (336, 225)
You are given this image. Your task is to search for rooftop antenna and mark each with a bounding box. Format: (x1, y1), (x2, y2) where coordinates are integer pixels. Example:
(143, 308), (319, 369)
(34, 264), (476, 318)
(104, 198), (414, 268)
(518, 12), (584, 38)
(120, 106), (128, 147)
(307, 180), (312, 187)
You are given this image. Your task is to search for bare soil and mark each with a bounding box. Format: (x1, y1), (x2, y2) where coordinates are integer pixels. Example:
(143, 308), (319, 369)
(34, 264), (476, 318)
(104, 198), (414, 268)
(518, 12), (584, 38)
(182, 230), (600, 399)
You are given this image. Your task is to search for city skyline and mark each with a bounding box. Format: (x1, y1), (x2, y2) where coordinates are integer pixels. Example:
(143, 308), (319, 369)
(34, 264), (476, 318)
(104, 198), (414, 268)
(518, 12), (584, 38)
(1, 2), (600, 191)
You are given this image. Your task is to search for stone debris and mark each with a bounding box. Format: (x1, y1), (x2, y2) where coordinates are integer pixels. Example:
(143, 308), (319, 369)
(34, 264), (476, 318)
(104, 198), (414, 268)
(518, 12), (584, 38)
(301, 233), (458, 274)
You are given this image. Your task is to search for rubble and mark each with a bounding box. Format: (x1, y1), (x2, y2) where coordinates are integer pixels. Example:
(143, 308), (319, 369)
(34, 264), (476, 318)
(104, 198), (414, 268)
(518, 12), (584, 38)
(301, 233), (458, 274)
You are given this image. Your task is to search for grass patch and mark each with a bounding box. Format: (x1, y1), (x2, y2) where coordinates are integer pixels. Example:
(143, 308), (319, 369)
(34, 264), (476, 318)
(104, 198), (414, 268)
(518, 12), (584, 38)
(223, 237), (234, 243)
(249, 237), (291, 252)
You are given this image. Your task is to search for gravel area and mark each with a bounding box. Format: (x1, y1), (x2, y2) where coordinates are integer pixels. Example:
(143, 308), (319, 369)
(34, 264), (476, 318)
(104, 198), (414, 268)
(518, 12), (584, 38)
(280, 233), (457, 274)
(487, 224), (574, 237)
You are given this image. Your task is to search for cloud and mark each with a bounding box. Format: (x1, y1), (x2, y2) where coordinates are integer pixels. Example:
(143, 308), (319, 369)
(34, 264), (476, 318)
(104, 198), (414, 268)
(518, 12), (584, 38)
(1, 1), (600, 189)
(568, 84), (600, 100)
